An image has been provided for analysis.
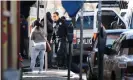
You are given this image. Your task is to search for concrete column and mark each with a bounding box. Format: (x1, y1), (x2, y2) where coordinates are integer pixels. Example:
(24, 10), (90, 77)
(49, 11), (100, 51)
(10, 1), (18, 69)
(1, 1), (8, 71)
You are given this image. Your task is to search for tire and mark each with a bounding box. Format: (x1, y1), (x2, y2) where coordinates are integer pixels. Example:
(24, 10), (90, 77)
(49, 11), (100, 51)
(88, 73), (98, 80)
(86, 69), (90, 80)
(86, 68), (98, 80)
(111, 71), (116, 80)
(120, 69), (125, 80)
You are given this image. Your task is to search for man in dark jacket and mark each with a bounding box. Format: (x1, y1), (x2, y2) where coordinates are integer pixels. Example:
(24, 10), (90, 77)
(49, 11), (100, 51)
(53, 12), (68, 68)
(20, 15), (29, 59)
(41, 12), (53, 68)
(41, 12), (53, 42)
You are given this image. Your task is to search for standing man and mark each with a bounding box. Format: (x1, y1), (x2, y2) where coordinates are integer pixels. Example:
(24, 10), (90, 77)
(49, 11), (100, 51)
(52, 12), (68, 68)
(20, 15), (29, 59)
(41, 12), (53, 68)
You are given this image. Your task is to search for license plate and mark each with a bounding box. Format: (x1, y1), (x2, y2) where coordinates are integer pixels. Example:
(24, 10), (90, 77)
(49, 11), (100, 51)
(77, 38), (92, 44)
(118, 62), (127, 68)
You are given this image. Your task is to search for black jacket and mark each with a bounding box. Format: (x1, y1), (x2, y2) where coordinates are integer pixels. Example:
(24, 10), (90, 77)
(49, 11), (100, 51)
(47, 20), (53, 34)
(54, 19), (67, 38)
(41, 19), (53, 34)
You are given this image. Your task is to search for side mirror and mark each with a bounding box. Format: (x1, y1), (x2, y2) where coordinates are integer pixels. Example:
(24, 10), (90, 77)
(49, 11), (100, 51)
(104, 47), (117, 55)
(106, 44), (112, 48)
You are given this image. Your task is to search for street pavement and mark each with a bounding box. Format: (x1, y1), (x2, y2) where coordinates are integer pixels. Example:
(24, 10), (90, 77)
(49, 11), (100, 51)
(23, 69), (80, 80)
(22, 59), (87, 80)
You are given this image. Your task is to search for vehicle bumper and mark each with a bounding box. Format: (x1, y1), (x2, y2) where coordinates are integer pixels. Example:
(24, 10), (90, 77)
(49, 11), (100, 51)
(72, 49), (91, 56)
(73, 44), (91, 56)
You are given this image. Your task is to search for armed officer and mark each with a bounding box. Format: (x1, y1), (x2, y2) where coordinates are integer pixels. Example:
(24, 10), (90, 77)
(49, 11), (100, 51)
(52, 12), (68, 68)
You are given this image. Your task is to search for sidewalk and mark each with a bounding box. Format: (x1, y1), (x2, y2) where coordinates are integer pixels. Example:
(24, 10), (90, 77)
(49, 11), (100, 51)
(22, 59), (87, 80)
(23, 69), (80, 80)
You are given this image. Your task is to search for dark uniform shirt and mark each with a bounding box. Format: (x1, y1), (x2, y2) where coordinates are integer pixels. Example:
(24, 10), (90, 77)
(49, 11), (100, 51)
(54, 19), (67, 38)
(20, 20), (28, 39)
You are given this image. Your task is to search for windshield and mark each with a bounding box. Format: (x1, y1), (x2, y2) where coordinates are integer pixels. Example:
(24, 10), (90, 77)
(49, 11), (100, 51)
(76, 16), (94, 29)
(106, 34), (120, 45)
(95, 33), (120, 48)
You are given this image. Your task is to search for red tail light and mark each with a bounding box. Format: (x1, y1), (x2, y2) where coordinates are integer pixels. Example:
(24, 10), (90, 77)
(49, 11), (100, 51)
(73, 34), (77, 44)
(93, 33), (97, 41)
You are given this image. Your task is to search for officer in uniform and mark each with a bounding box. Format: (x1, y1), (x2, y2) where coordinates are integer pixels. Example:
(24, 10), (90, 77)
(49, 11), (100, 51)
(52, 12), (68, 68)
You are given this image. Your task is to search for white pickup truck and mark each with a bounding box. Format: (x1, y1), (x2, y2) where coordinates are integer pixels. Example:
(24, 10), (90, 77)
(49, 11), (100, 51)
(72, 11), (94, 56)
(72, 8), (128, 56)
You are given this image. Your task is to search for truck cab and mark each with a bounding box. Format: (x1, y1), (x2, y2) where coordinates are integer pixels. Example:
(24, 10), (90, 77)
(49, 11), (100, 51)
(93, 8), (128, 34)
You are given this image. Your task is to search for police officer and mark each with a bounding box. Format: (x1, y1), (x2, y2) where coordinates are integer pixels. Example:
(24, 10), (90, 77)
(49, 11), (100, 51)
(53, 12), (68, 68)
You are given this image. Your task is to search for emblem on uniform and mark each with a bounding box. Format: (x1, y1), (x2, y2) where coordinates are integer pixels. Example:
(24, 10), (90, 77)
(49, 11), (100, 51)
(59, 22), (62, 25)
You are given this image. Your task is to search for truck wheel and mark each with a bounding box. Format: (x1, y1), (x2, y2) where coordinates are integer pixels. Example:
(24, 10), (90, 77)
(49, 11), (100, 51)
(86, 69), (98, 80)
(88, 73), (98, 80)
(86, 69), (90, 80)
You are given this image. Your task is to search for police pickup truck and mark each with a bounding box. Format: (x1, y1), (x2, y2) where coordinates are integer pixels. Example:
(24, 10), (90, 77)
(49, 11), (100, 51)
(73, 11), (94, 56)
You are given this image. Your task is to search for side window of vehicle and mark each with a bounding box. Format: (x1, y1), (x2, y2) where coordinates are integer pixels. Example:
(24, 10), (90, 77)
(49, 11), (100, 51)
(76, 16), (94, 29)
(130, 35), (133, 39)
(120, 48), (129, 55)
(129, 48), (133, 55)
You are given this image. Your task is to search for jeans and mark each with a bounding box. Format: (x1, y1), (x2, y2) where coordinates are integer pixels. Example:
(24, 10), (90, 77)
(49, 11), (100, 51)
(20, 38), (29, 58)
(47, 34), (53, 67)
(24, 38), (29, 57)
(30, 47), (45, 71)
(47, 43), (53, 67)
